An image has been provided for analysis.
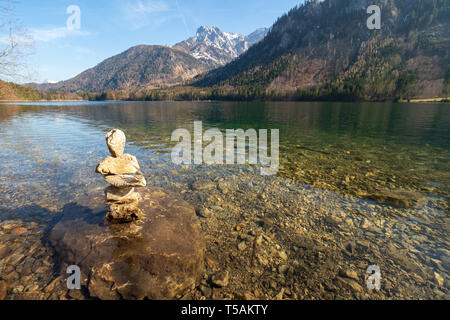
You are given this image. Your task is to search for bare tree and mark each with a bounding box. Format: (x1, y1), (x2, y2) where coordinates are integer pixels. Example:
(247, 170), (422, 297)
(0, 0), (33, 81)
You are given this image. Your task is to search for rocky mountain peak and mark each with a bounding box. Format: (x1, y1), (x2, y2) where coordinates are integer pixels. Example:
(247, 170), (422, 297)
(174, 25), (268, 68)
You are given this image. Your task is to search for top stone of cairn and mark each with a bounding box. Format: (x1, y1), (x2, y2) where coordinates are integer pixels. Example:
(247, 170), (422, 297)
(106, 129), (126, 157)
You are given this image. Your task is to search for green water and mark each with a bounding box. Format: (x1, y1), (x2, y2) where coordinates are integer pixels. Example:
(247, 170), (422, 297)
(0, 101), (448, 300)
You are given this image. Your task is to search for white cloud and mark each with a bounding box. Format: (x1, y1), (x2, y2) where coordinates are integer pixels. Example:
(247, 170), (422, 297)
(0, 26), (91, 45)
(123, 0), (173, 30)
(131, 0), (170, 14)
(29, 27), (91, 42)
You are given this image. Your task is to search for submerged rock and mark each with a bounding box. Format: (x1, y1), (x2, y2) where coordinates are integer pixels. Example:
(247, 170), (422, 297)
(339, 269), (359, 281)
(368, 190), (425, 208)
(196, 207), (212, 218)
(47, 187), (205, 300)
(211, 270), (229, 288)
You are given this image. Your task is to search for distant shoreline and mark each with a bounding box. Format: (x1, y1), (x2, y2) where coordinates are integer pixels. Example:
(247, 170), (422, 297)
(0, 98), (449, 104)
(0, 99), (88, 103)
(398, 98), (450, 103)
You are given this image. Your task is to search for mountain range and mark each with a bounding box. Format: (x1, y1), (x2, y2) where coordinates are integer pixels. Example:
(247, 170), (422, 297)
(19, 0), (450, 101)
(28, 26), (268, 92)
(30, 45), (209, 92)
(193, 0), (449, 101)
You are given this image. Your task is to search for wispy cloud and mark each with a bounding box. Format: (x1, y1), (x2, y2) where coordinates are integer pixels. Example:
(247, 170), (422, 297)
(29, 27), (91, 42)
(0, 27), (92, 44)
(123, 0), (174, 30)
(175, 0), (193, 36)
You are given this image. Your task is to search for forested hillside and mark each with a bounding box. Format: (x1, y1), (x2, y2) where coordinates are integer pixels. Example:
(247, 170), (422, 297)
(194, 0), (450, 101)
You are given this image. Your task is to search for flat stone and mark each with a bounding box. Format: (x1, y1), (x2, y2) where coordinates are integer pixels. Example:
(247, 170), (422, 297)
(67, 289), (86, 300)
(238, 242), (247, 251)
(339, 269), (359, 281)
(106, 129), (126, 158)
(104, 186), (141, 204)
(47, 187), (205, 300)
(211, 270), (229, 288)
(95, 154), (140, 175)
(104, 174), (146, 188)
(278, 251), (288, 260)
(10, 227), (27, 236)
(336, 277), (364, 292)
(200, 285), (212, 298)
(106, 202), (142, 223)
(278, 265), (289, 275)
(368, 190), (425, 208)
(325, 215), (342, 225)
(195, 207), (212, 218)
(434, 272), (444, 287)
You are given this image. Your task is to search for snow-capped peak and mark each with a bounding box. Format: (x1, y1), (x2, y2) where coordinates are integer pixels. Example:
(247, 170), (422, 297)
(173, 25), (268, 67)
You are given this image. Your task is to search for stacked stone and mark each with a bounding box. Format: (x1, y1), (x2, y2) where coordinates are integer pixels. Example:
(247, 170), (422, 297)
(95, 129), (146, 223)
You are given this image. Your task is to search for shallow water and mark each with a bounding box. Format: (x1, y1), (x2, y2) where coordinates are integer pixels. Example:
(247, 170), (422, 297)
(0, 101), (448, 300)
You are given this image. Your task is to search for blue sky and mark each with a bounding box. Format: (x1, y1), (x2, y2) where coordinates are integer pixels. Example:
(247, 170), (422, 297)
(9, 0), (303, 83)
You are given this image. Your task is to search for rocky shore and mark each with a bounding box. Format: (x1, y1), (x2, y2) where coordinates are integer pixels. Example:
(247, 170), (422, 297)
(0, 163), (448, 300)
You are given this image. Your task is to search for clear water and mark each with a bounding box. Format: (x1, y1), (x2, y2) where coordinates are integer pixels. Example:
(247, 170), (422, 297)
(0, 101), (448, 299)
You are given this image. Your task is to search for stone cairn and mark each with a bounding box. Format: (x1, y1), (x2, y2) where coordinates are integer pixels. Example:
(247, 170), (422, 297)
(95, 129), (146, 223)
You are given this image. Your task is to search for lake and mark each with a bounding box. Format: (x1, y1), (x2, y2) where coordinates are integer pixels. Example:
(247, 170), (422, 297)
(0, 101), (448, 299)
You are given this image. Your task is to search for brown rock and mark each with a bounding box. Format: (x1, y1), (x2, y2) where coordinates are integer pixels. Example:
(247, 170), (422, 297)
(205, 256), (219, 269)
(278, 265), (289, 275)
(10, 227), (27, 236)
(336, 276), (364, 292)
(243, 292), (255, 300)
(238, 242), (247, 251)
(47, 187), (205, 300)
(104, 174), (146, 188)
(106, 129), (126, 158)
(339, 269), (359, 281)
(434, 272), (444, 287)
(95, 154), (140, 175)
(44, 276), (64, 293)
(211, 270), (229, 288)
(0, 281), (7, 300)
(67, 289), (86, 300)
(106, 202), (142, 223)
(368, 190), (425, 208)
(196, 207), (212, 218)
